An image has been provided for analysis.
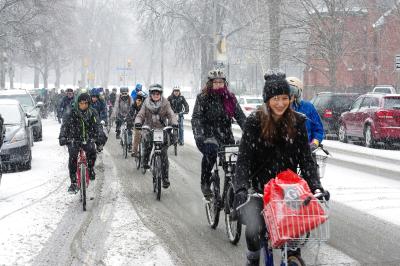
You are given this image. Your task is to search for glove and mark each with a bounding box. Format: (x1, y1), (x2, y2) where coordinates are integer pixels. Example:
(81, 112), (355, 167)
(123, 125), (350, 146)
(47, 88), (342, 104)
(172, 124), (179, 128)
(134, 123), (142, 129)
(310, 139), (319, 152)
(96, 144), (103, 152)
(59, 137), (67, 146)
(314, 187), (330, 201)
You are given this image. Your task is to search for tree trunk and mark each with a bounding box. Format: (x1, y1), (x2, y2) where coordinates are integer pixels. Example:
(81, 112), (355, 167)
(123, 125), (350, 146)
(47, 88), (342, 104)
(34, 64), (40, 88)
(0, 57), (5, 90)
(9, 63), (14, 89)
(268, 0), (282, 70)
(55, 57), (61, 89)
(43, 56), (49, 89)
(80, 57), (86, 89)
(160, 34), (165, 87)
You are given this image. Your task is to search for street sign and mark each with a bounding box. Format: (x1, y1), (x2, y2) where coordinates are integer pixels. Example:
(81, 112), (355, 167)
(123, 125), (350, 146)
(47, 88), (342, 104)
(396, 55), (400, 71)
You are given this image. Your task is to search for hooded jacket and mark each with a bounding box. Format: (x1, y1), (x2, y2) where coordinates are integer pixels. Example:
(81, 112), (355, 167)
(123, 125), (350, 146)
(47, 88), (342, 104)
(233, 109), (321, 193)
(134, 96), (177, 129)
(292, 100), (324, 143)
(112, 94), (131, 119)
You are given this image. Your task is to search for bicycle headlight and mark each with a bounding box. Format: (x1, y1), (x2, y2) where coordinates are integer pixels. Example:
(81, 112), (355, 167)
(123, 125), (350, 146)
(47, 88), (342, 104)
(11, 128), (27, 143)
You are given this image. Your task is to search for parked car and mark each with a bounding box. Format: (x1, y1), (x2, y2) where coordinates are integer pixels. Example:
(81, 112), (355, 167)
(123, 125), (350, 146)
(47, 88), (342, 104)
(0, 89), (43, 141)
(0, 99), (32, 170)
(311, 92), (360, 138)
(237, 95), (263, 116)
(338, 93), (400, 147)
(372, 85), (396, 94)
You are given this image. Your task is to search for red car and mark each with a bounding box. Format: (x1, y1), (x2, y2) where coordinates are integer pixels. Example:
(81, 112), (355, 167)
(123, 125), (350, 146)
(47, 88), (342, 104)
(338, 93), (400, 147)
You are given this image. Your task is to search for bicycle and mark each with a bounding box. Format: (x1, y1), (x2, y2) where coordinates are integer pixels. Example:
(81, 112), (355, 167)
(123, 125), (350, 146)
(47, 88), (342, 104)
(120, 120), (131, 159)
(72, 140), (92, 212)
(204, 144), (242, 244)
(141, 125), (174, 201)
(134, 132), (142, 171)
(237, 191), (330, 266)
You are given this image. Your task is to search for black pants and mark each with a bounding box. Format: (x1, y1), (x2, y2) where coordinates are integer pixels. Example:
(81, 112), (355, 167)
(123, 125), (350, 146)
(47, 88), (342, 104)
(115, 115), (125, 133)
(67, 141), (96, 183)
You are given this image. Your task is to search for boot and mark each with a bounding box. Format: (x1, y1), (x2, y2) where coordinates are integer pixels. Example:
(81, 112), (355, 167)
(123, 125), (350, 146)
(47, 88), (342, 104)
(246, 250), (260, 266)
(162, 177), (170, 188)
(116, 130), (121, 139)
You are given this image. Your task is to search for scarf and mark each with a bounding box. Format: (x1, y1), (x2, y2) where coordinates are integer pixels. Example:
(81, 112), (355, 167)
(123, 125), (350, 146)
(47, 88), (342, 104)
(209, 86), (236, 118)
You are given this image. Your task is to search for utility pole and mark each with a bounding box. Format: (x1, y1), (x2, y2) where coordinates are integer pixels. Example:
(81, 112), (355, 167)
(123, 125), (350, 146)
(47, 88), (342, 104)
(160, 34), (165, 87)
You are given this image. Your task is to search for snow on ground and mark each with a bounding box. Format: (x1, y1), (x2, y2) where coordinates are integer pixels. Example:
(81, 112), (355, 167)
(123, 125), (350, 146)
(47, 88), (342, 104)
(0, 119), (173, 266)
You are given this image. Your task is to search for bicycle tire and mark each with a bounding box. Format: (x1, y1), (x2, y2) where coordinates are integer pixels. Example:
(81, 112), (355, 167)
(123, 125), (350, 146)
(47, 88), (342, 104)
(124, 131), (128, 159)
(135, 142), (141, 170)
(80, 164), (87, 211)
(224, 184), (242, 244)
(205, 173), (220, 229)
(174, 143), (177, 156)
(154, 155), (162, 201)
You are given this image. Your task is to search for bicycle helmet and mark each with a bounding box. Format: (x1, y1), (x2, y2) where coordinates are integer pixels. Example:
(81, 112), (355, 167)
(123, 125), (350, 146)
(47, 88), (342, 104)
(173, 86), (180, 91)
(149, 84), (163, 94)
(120, 87), (129, 95)
(286, 76), (303, 101)
(90, 88), (100, 96)
(208, 69), (226, 80)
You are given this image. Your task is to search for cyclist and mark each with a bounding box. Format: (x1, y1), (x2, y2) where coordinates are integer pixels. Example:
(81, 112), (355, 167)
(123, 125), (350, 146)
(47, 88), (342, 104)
(58, 92), (107, 193)
(167, 86), (189, 145)
(108, 88), (117, 120)
(192, 69), (246, 198)
(233, 71), (325, 265)
(287, 76), (324, 151)
(127, 91), (146, 156)
(131, 83), (148, 101)
(112, 87), (131, 139)
(58, 88), (75, 122)
(90, 88), (108, 125)
(134, 84), (178, 188)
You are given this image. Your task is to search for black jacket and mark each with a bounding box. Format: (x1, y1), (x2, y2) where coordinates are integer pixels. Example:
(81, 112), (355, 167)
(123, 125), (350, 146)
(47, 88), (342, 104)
(126, 102), (143, 128)
(58, 96), (74, 119)
(234, 110), (321, 193)
(59, 107), (106, 145)
(191, 91), (246, 146)
(167, 94), (189, 114)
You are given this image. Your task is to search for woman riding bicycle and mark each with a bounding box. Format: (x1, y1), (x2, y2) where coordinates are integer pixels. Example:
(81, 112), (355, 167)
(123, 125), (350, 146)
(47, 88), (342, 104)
(191, 69), (246, 198)
(127, 91), (146, 156)
(233, 71), (326, 265)
(134, 84), (178, 188)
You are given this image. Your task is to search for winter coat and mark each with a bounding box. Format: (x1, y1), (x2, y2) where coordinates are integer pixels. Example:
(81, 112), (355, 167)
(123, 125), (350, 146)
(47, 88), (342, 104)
(58, 96), (74, 119)
(126, 102), (143, 128)
(233, 109), (321, 194)
(109, 92), (117, 106)
(112, 95), (131, 119)
(191, 91), (246, 146)
(167, 94), (189, 114)
(135, 97), (177, 129)
(0, 114), (4, 148)
(59, 106), (106, 145)
(292, 100), (324, 143)
(91, 99), (108, 122)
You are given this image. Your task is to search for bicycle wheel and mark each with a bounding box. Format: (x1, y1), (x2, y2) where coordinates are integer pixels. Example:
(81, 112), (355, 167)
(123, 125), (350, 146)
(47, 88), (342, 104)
(142, 144), (147, 175)
(135, 142), (141, 170)
(205, 173), (220, 229)
(124, 131), (128, 159)
(80, 164), (87, 211)
(224, 184), (242, 244)
(153, 155), (162, 200)
(174, 143), (177, 156)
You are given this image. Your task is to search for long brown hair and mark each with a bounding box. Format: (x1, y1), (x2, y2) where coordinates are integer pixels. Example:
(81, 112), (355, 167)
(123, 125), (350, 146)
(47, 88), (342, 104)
(256, 104), (297, 143)
(201, 80), (214, 95)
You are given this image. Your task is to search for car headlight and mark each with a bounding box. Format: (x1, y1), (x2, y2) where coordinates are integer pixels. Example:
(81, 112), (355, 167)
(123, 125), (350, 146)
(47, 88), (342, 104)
(11, 128), (27, 143)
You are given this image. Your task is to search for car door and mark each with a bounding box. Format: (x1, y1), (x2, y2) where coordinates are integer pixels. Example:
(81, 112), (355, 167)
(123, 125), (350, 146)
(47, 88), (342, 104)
(354, 97), (372, 137)
(346, 97), (364, 135)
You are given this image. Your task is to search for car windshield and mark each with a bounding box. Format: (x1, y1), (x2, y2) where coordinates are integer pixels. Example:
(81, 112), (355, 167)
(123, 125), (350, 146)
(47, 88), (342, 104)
(384, 97), (400, 109)
(374, 88), (392, 93)
(0, 94), (34, 111)
(246, 98), (263, 104)
(0, 104), (21, 124)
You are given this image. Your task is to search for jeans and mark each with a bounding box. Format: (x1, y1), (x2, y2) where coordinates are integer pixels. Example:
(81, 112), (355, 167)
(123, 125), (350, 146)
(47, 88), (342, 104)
(178, 114), (184, 144)
(67, 141), (96, 183)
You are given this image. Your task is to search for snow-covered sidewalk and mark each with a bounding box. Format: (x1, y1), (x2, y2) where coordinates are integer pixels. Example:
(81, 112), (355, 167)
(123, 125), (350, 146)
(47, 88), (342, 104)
(0, 119), (173, 265)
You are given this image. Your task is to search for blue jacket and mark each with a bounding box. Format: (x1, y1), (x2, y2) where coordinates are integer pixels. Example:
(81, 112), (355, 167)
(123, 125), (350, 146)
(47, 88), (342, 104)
(91, 99), (108, 122)
(292, 100), (324, 143)
(131, 90), (148, 101)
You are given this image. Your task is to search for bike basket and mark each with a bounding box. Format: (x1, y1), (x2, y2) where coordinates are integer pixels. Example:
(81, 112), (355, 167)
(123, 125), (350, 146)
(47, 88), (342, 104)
(263, 199), (329, 248)
(153, 129), (163, 142)
(224, 146), (239, 162)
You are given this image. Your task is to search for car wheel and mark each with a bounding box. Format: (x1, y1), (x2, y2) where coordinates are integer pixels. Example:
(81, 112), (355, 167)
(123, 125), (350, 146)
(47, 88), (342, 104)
(364, 125), (376, 148)
(338, 123), (348, 143)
